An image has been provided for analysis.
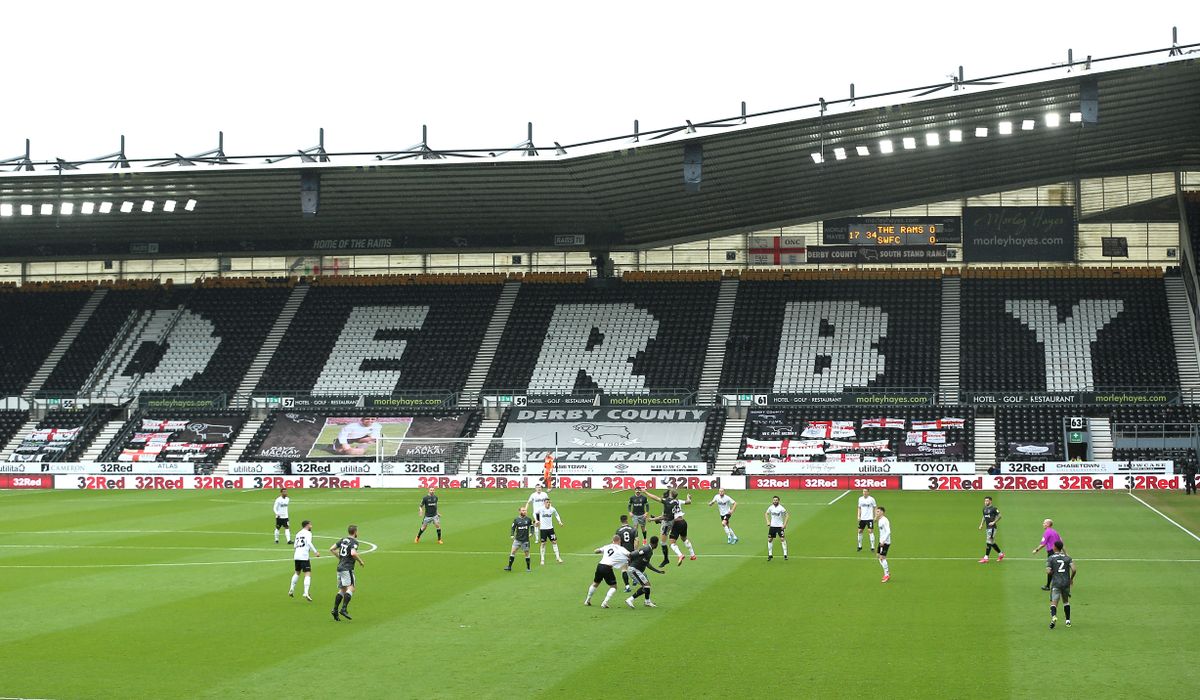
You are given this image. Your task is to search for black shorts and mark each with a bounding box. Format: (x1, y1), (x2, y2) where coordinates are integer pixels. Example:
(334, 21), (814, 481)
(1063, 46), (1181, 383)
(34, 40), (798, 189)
(294, 559), (311, 573)
(539, 528), (557, 542)
(593, 564), (616, 586)
(768, 526), (785, 539)
(878, 543), (890, 556)
(721, 513), (733, 524)
(670, 519), (688, 540)
(858, 519), (874, 530)
(275, 517), (289, 529)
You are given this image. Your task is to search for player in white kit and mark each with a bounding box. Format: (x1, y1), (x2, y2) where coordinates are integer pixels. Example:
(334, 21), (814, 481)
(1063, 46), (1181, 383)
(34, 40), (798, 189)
(273, 488), (291, 544)
(288, 519), (321, 600)
(331, 418), (382, 456)
(537, 499), (564, 565)
(708, 488), (739, 544)
(765, 496), (789, 561)
(525, 485), (550, 543)
(876, 506), (892, 583)
(584, 535), (630, 608)
(856, 489), (878, 552)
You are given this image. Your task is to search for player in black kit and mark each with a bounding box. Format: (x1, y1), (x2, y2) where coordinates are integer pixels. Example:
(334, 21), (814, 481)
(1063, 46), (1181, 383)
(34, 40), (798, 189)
(624, 536), (664, 608)
(978, 496), (1005, 563)
(616, 514), (637, 591)
(415, 487), (442, 544)
(645, 489), (676, 566)
(627, 487), (651, 544)
(506, 506), (535, 572)
(330, 524), (365, 621)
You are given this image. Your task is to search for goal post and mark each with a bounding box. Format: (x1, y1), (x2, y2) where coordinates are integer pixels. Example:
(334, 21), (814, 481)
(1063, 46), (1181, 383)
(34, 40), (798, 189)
(374, 435), (527, 474)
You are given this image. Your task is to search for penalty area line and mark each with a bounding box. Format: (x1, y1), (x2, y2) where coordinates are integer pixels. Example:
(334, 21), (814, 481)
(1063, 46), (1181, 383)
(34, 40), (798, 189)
(1128, 491), (1200, 544)
(827, 490), (851, 506)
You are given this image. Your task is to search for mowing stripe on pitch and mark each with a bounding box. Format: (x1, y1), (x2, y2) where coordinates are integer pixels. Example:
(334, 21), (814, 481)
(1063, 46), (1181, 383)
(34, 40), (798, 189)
(1128, 492), (1200, 544)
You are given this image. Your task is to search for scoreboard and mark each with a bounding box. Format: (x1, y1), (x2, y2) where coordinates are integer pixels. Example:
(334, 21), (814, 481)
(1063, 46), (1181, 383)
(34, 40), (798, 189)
(822, 217), (961, 246)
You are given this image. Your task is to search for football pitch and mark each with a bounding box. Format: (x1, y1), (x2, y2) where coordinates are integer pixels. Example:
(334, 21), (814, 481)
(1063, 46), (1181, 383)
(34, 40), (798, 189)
(1, 488), (1198, 699)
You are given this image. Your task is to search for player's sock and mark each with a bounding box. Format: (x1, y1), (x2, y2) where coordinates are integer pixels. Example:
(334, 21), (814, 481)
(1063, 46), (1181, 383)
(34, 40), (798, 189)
(767, 541), (774, 556)
(274, 530), (279, 543)
(781, 541), (788, 557)
(585, 584), (596, 603)
(602, 588), (615, 606)
(857, 532), (863, 548)
(880, 559), (889, 576)
(508, 555), (515, 567)
(416, 528), (424, 541)
(984, 545), (991, 558)
(289, 573), (299, 592)
(303, 576), (311, 596)
(524, 556), (531, 571)
(685, 540), (695, 557)
(670, 543), (683, 558)
(285, 528), (291, 542)
(727, 527), (736, 540)
(552, 543), (561, 561)
(341, 591), (352, 612)
(333, 592), (343, 611)
(1050, 604), (1057, 617)
(869, 533), (876, 549)
(994, 543), (1002, 554)
(660, 544), (669, 561)
(540, 544), (546, 563)
(1064, 604), (1070, 621)
(621, 571), (629, 586)
(643, 588), (651, 601)
(1046, 572), (1052, 587)
(436, 529), (442, 540)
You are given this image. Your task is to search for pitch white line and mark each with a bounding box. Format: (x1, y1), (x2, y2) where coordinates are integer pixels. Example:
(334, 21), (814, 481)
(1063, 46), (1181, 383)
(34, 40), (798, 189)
(1128, 492), (1200, 544)
(0, 530), (377, 568)
(827, 490), (851, 505)
(371, 550), (1200, 564)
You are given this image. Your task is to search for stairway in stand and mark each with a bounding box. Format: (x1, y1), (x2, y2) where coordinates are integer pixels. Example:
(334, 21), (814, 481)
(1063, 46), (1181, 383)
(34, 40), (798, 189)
(974, 417), (996, 474)
(713, 414), (745, 475)
(938, 276), (961, 404)
(232, 283), (310, 409)
(460, 280), (521, 406)
(216, 418), (264, 475)
(696, 277), (739, 406)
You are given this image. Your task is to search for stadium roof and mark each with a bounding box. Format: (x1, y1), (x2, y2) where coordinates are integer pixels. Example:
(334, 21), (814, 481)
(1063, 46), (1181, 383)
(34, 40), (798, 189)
(0, 48), (1198, 260)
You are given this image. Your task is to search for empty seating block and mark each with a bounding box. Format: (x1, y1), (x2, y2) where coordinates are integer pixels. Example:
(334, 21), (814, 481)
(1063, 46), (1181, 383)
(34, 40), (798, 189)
(1111, 405), (1200, 474)
(0, 286), (91, 395)
(40, 282), (290, 397)
(0, 410), (30, 451)
(961, 275), (1179, 392)
(721, 278), (940, 392)
(484, 278), (719, 395)
(994, 407), (1080, 461)
(258, 280), (500, 395)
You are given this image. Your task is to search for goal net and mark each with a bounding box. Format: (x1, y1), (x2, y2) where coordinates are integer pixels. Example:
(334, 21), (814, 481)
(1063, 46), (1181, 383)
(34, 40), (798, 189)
(374, 436), (527, 474)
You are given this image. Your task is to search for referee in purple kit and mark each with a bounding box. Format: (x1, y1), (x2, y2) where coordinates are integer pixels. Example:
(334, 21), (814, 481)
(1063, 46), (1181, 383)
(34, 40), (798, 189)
(1031, 518), (1063, 590)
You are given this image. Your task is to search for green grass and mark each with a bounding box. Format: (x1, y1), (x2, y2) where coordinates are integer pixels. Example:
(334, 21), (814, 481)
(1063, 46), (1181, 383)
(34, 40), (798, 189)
(1, 487), (1198, 699)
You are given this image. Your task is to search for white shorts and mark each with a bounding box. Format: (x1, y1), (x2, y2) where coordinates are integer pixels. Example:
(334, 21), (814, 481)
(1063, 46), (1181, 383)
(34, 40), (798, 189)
(336, 570), (356, 588)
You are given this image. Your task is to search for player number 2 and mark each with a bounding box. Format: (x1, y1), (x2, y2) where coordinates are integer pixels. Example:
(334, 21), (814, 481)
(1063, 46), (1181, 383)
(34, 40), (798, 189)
(1056, 560), (1066, 572)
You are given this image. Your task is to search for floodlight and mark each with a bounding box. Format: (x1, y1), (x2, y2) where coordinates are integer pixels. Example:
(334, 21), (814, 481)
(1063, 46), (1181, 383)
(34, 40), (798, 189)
(948, 129), (963, 143)
(1021, 119), (1035, 131)
(902, 137), (917, 150)
(40, 203), (53, 215)
(1045, 113), (1061, 127)
(185, 199), (197, 211)
(998, 121), (1013, 135)
(1069, 112), (1083, 123)
(120, 201), (134, 213)
(163, 200), (176, 212)
(810, 152), (824, 164)
(20, 204), (33, 216)
(0, 204), (11, 217)
(975, 127), (988, 138)
(878, 139), (894, 154)
(833, 147), (847, 160)
(855, 146), (869, 156)
(99, 201), (113, 214)
(81, 202), (95, 215)
(925, 133), (940, 147)
(61, 202), (74, 215)
(142, 200), (154, 212)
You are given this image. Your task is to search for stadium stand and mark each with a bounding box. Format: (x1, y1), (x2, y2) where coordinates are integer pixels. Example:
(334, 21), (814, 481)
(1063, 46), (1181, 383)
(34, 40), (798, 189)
(735, 407), (974, 465)
(1110, 404), (1200, 474)
(720, 270), (941, 393)
(483, 272), (720, 396)
(6, 407), (114, 463)
(39, 279), (290, 399)
(961, 268), (1179, 392)
(236, 409), (482, 472)
(1186, 191), (1200, 266)
(0, 410), (30, 452)
(255, 274), (502, 396)
(98, 409), (248, 470)
(994, 406), (1081, 462)
(0, 283), (92, 396)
